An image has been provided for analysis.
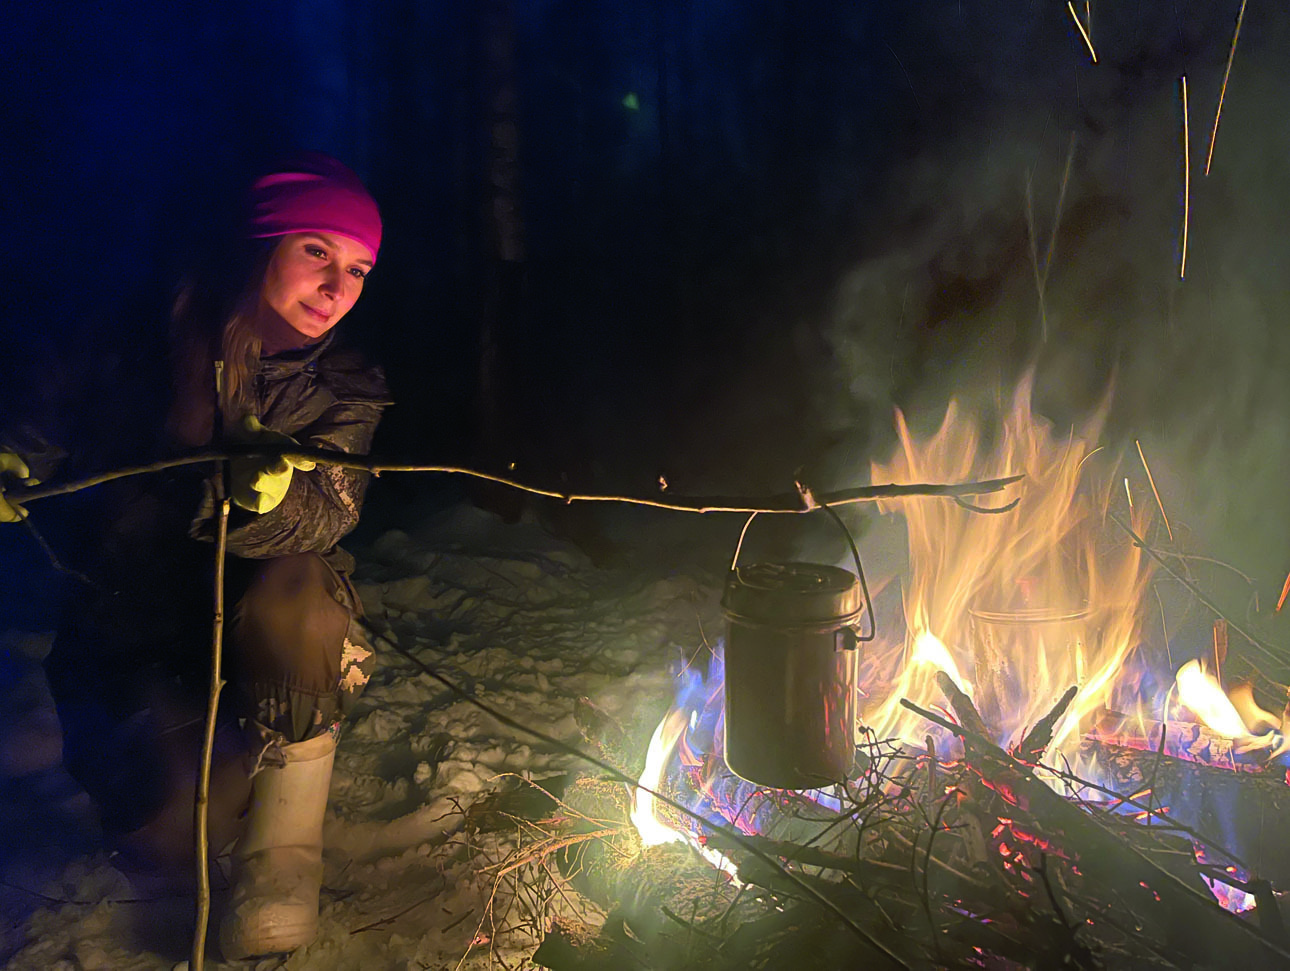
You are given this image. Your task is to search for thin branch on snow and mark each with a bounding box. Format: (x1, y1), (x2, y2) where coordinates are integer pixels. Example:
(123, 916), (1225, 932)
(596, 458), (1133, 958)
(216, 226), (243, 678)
(387, 639), (912, 968)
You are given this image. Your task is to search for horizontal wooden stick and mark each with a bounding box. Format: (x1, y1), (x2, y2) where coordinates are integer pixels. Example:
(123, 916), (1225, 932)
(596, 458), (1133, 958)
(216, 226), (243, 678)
(10, 446), (1024, 515)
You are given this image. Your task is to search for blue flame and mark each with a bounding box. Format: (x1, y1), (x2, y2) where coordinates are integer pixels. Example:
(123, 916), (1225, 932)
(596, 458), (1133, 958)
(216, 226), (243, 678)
(658, 640), (851, 843)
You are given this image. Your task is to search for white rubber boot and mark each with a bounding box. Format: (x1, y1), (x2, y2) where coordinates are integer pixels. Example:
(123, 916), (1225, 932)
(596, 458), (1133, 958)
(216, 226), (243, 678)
(218, 730), (336, 960)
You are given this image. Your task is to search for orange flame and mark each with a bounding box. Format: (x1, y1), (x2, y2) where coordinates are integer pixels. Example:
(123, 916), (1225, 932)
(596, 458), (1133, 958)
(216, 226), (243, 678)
(629, 706), (741, 880)
(863, 375), (1154, 761)
(1174, 661), (1248, 738)
(630, 709), (691, 847)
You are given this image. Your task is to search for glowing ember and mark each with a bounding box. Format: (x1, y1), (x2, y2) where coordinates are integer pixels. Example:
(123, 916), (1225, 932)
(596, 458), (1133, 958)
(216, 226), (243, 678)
(1195, 843), (1258, 915)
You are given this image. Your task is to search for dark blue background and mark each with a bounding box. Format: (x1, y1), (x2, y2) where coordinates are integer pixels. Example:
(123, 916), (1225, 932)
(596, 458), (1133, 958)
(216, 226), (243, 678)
(4, 1), (1290, 610)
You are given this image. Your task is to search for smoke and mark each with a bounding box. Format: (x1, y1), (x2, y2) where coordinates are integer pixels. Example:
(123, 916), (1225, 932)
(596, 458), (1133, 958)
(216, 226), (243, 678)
(815, 2), (1290, 608)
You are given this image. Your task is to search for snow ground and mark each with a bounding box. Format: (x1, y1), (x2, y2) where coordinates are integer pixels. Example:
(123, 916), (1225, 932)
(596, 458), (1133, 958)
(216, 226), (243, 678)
(0, 501), (727, 970)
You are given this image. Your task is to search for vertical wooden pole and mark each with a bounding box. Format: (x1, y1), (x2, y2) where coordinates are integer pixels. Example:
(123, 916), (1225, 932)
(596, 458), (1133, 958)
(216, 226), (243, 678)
(191, 491), (230, 970)
(192, 362), (231, 970)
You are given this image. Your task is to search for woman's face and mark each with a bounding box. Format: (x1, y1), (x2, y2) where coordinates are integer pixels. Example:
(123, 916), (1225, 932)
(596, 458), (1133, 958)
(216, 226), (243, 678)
(257, 232), (374, 348)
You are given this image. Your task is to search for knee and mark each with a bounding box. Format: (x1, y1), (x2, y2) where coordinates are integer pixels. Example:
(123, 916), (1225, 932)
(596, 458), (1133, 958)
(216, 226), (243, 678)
(237, 554), (349, 634)
(241, 554), (336, 608)
(229, 554), (354, 703)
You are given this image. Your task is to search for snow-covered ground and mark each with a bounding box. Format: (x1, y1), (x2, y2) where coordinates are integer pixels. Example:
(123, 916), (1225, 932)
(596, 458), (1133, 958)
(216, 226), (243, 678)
(0, 501), (727, 970)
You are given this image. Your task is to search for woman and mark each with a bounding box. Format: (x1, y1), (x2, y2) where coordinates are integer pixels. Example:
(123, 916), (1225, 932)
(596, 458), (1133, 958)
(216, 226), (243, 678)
(2, 154), (391, 959)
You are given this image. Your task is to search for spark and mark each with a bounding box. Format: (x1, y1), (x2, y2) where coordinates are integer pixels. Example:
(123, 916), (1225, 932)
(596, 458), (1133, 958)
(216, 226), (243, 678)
(1074, 444), (1104, 476)
(1123, 477), (1133, 511)
(1180, 76), (1191, 280)
(1045, 135), (1077, 280)
(1212, 620), (1227, 687)
(1206, 0), (1247, 176)
(1276, 570), (1290, 613)
(1155, 586), (1174, 671)
(1067, 1), (1097, 63)
(1135, 439), (1173, 542)
(1030, 133), (1078, 343)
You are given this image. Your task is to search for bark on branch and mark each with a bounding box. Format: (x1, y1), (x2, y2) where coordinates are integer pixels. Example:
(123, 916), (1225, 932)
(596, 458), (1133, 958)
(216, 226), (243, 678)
(191, 486), (230, 971)
(10, 445), (1023, 515)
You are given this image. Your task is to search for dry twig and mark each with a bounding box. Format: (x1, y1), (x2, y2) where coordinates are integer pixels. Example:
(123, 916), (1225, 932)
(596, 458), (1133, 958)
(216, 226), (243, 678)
(1136, 439), (1173, 542)
(10, 445), (1023, 515)
(385, 640), (911, 968)
(1111, 513), (1289, 679)
(190, 486), (230, 971)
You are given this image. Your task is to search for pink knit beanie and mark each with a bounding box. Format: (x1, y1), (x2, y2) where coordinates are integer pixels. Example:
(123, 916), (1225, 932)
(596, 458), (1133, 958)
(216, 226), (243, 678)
(246, 153), (383, 264)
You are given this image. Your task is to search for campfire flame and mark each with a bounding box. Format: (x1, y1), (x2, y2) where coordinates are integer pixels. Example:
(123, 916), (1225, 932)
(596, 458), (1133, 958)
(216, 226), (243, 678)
(1174, 660), (1248, 739)
(630, 375), (1283, 918)
(629, 709), (692, 848)
(629, 675), (742, 880)
(861, 375), (1152, 763)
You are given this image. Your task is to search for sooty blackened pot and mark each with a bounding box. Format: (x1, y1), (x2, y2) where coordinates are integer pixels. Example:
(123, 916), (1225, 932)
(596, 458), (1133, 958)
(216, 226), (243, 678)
(721, 561), (864, 790)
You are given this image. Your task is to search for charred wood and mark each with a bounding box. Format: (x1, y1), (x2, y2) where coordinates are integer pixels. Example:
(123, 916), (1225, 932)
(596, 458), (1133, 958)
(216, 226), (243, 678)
(907, 673), (1290, 968)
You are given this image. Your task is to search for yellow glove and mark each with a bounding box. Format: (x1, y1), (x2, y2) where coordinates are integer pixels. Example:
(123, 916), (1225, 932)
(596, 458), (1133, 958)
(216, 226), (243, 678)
(0, 452), (34, 523)
(229, 416), (317, 514)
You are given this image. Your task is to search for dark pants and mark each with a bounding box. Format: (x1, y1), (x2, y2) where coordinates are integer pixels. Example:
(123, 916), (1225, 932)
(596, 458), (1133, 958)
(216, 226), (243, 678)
(46, 552), (375, 856)
(226, 552), (375, 743)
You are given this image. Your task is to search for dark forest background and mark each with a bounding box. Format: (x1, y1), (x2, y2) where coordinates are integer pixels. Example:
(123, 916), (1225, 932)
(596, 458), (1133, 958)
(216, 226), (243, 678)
(4, 2), (1290, 624)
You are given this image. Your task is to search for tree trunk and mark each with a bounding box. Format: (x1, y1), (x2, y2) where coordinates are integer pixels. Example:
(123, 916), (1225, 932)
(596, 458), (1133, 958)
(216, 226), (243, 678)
(474, 0), (526, 516)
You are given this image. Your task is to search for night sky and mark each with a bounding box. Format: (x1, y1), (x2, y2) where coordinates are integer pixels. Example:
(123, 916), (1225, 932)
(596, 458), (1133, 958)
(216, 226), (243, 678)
(5, 3), (1290, 618)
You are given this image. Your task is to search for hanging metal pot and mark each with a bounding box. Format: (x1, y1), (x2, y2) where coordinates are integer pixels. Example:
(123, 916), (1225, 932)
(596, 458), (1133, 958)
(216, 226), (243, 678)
(720, 513), (870, 790)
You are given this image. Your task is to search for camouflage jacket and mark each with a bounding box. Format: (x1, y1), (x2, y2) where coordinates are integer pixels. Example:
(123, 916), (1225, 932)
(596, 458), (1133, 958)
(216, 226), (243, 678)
(191, 334), (392, 572)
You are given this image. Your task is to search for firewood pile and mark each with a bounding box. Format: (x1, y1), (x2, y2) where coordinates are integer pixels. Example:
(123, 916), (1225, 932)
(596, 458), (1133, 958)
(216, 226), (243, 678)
(533, 673), (1290, 970)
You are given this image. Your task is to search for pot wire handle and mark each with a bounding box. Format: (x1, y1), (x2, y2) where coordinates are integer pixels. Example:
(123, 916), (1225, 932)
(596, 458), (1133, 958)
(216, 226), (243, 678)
(820, 501), (876, 643)
(728, 510), (760, 573)
(728, 505), (876, 644)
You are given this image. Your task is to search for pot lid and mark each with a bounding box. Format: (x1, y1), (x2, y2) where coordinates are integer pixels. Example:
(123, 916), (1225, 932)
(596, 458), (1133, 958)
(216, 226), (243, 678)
(722, 561), (862, 626)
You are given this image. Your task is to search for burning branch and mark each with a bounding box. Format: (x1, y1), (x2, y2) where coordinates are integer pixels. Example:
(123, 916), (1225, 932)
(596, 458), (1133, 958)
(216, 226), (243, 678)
(901, 681), (1290, 967)
(1017, 684), (1079, 762)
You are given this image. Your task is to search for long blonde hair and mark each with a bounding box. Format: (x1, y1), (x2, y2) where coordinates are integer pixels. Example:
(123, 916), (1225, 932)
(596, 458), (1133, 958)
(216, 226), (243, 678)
(167, 242), (273, 447)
